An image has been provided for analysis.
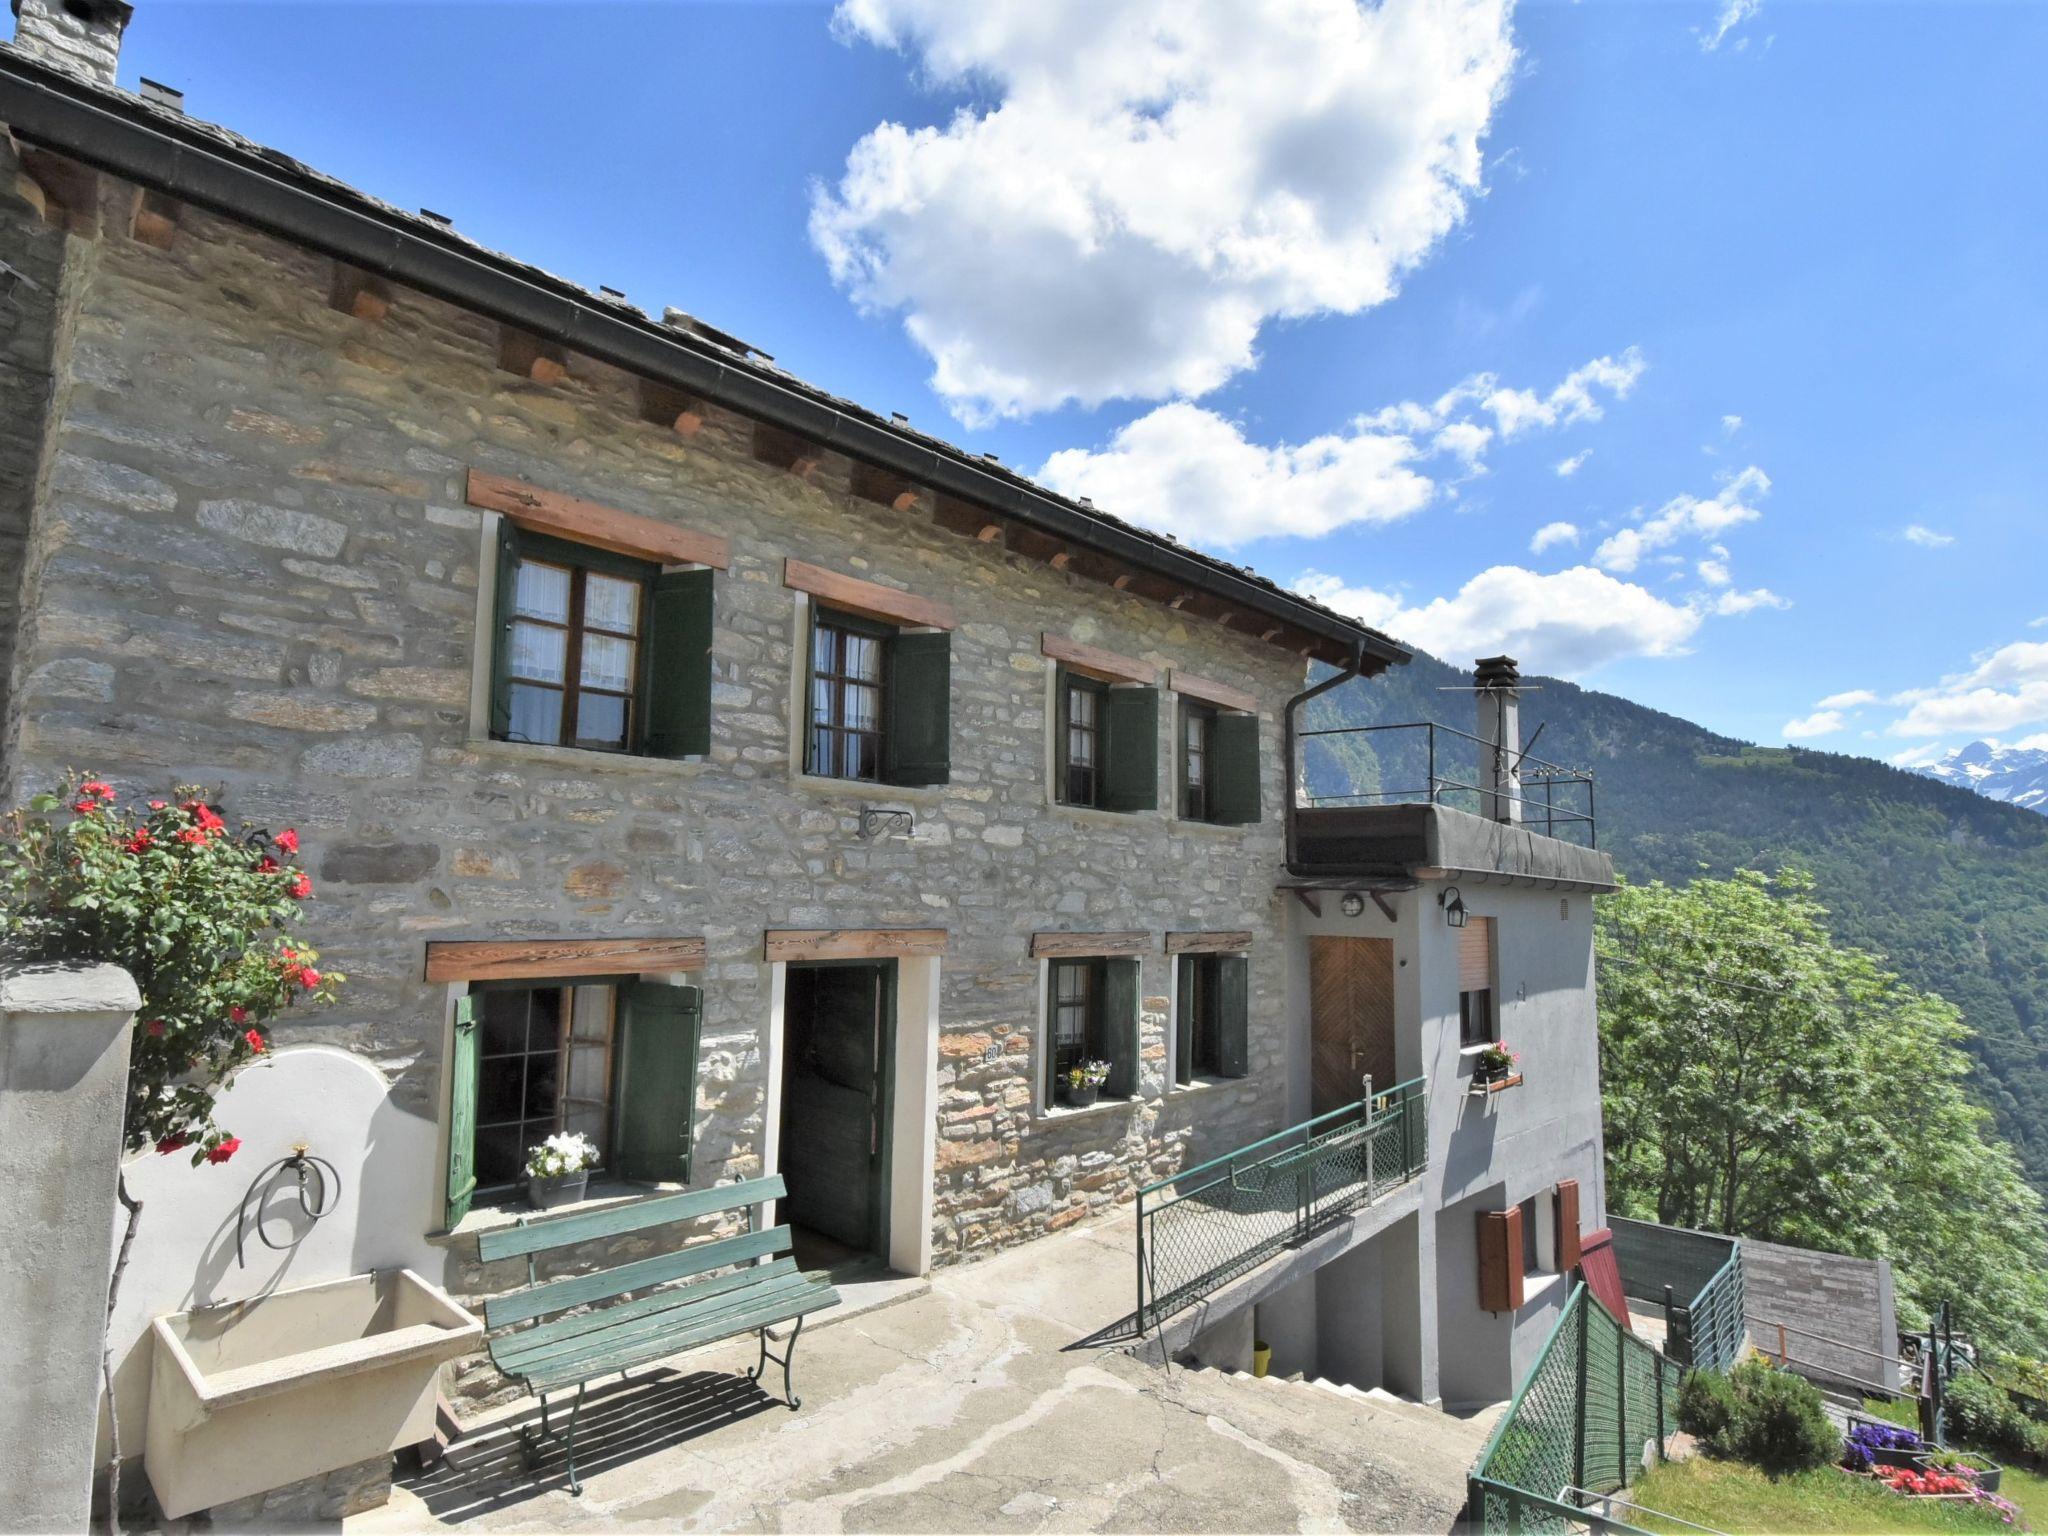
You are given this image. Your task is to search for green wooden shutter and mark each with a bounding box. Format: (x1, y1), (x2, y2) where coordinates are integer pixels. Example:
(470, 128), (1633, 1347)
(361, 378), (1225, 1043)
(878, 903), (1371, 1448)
(614, 980), (703, 1185)
(486, 517), (523, 739)
(883, 630), (951, 786)
(1174, 955), (1196, 1085)
(1209, 712), (1262, 824)
(1102, 957), (1141, 1099)
(1052, 665), (1076, 805)
(642, 567), (714, 758)
(1101, 685), (1158, 812)
(444, 993), (480, 1229)
(1217, 953), (1250, 1078)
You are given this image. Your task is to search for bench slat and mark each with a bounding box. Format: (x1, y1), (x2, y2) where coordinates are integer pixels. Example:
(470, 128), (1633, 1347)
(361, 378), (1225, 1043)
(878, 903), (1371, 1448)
(520, 1281), (841, 1392)
(494, 1257), (800, 1361)
(476, 1174), (788, 1263)
(498, 1268), (828, 1376)
(485, 1225), (791, 1329)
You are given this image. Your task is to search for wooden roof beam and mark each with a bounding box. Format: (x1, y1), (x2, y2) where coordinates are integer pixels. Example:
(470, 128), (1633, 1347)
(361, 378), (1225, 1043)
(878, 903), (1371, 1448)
(128, 187), (180, 250)
(752, 421), (825, 480)
(328, 262), (390, 322)
(637, 377), (706, 438)
(850, 460), (925, 513)
(498, 326), (569, 385)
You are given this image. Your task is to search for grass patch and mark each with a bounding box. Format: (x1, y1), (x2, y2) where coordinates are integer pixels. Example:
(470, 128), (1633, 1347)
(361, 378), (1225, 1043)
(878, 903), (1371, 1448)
(1865, 1397), (1922, 1429)
(2000, 1465), (2048, 1528)
(1629, 1457), (2023, 1534)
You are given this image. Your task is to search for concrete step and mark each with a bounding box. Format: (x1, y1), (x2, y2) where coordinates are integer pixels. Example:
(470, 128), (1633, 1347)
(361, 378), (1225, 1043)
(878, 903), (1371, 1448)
(1198, 1367), (1501, 1463)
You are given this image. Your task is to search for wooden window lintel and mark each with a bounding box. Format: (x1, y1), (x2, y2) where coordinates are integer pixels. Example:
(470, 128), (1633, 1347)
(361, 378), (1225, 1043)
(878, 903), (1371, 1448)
(425, 937), (705, 984)
(468, 468), (731, 570)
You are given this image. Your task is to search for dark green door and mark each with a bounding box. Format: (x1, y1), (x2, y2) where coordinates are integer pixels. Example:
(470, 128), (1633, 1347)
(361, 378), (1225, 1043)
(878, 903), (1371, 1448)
(779, 962), (892, 1256)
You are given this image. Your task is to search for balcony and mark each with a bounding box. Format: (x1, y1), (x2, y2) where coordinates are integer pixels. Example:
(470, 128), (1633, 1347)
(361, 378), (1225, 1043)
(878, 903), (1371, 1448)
(1287, 721), (1616, 891)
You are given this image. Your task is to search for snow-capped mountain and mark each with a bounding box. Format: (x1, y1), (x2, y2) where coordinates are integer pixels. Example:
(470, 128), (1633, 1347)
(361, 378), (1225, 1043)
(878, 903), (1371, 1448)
(1915, 740), (2048, 815)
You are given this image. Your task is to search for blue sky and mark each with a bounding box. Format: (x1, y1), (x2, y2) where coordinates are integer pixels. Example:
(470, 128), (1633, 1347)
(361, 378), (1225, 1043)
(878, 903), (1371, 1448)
(97, 1), (2048, 760)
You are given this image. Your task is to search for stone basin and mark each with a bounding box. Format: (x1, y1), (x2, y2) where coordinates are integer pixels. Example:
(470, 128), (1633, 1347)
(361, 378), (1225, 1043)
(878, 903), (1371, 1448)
(144, 1268), (481, 1519)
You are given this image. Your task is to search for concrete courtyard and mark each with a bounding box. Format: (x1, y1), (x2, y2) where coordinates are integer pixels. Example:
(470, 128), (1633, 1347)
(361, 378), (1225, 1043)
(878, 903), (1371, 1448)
(351, 1214), (1492, 1534)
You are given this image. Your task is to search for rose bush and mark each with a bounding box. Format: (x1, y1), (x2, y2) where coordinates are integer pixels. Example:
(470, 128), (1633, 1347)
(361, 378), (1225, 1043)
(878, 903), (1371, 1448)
(0, 774), (343, 1164)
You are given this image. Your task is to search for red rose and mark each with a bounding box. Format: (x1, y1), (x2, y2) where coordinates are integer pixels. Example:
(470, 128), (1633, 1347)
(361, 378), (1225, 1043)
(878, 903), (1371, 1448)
(290, 873), (313, 900)
(80, 780), (114, 798)
(149, 799), (167, 810)
(175, 828), (206, 845)
(230, 1006), (248, 1025)
(297, 967), (322, 990)
(145, 1019), (164, 1037)
(73, 798), (100, 814)
(276, 828), (299, 854)
(256, 855), (279, 874)
(126, 828), (153, 854)
(206, 1138), (241, 1165)
(244, 1029), (266, 1054)
(155, 1134), (189, 1155)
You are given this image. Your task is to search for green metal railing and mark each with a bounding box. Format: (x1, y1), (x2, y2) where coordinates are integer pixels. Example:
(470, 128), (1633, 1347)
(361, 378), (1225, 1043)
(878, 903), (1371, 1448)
(1673, 1247), (1745, 1374)
(1469, 1283), (1682, 1535)
(1134, 1077), (1426, 1330)
(1610, 1218), (1746, 1374)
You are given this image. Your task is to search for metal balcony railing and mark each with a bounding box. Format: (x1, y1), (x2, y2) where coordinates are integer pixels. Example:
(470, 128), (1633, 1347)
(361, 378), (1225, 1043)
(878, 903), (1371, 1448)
(1134, 1077), (1426, 1331)
(1296, 720), (1597, 847)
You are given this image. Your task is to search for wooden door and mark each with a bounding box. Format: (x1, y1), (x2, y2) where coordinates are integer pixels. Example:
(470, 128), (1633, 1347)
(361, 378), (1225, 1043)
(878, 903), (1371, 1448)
(1309, 936), (1397, 1116)
(779, 963), (891, 1254)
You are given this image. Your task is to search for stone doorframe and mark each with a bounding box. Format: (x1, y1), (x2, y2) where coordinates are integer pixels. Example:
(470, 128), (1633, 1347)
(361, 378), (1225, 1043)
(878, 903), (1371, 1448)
(760, 934), (941, 1278)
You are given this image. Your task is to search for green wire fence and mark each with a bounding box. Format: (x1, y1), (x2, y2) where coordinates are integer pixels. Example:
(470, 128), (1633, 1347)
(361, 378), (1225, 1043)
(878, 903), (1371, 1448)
(1468, 1283), (1683, 1535)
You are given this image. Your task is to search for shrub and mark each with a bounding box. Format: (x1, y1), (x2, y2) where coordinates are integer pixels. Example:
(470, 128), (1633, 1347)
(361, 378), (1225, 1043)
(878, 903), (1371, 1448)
(1678, 1369), (1740, 1447)
(1947, 1372), (2048, 1467)
(1724, 1361), (1840, 1474)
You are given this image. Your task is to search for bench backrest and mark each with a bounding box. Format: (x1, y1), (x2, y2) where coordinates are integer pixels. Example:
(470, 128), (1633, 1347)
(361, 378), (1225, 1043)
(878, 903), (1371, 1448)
(479, 1173), (788, 1331)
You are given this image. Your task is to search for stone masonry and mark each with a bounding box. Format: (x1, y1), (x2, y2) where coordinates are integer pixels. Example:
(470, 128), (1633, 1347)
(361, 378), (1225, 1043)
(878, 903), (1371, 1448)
(0, 197), (1318, 1319)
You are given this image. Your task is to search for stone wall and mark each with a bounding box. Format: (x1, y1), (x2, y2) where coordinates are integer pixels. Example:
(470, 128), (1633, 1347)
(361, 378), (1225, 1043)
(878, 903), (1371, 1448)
(1743, 1236), (1899, 1393)
(6, 199), (1311, 1292)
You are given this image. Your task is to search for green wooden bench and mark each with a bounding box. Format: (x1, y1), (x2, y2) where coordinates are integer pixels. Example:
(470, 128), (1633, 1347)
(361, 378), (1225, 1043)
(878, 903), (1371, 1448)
(477, 1173), (838, 1494)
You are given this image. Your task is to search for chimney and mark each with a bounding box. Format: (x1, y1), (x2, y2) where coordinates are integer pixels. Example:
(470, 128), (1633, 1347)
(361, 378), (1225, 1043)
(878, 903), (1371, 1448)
(8, 0), (132, 86)
(1474, 655), (1522, 825)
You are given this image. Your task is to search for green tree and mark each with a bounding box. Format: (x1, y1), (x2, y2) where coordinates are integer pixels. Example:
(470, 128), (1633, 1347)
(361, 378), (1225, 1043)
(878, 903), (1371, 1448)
(1597, 868), (2048, 1359)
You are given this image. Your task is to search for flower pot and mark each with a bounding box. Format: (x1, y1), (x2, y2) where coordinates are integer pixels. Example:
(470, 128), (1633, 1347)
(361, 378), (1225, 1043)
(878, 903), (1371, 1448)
(1253, 1341), (1272, 1378)
(1060, 1083), (1101, 1110)
(1917, 1452), (2001, 1492)
(527, 1170), (589, 1209)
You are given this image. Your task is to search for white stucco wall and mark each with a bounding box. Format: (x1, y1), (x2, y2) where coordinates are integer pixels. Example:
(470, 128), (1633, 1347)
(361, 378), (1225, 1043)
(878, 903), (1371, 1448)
(100, 1048), (443, 1468)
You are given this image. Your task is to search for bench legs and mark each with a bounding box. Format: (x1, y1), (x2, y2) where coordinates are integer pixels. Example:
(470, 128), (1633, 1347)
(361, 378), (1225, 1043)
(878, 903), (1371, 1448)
(745, 1315), (806, 1410)
(519, 1380), (590, 1497)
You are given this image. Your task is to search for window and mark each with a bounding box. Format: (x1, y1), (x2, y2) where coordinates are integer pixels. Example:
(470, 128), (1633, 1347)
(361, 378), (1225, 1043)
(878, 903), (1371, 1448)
(1458, 915), (1497, 1048)
(445, 976), (703, 1227)
(489, 522), (713, 759)
(1044, 956), (1141, 1106)
(1055, 667), (1156, 811)
(804, 607), (951, 786)
(1519, 1195), (1543, 1274)
(1175, 697), (1262, 825)
(1174, 952), (1251, 1085)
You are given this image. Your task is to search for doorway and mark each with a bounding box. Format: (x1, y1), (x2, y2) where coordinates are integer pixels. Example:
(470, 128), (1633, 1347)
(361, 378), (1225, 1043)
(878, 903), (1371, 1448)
(1308, 936), (1397, 1116)
(778, 961), (893, 1269)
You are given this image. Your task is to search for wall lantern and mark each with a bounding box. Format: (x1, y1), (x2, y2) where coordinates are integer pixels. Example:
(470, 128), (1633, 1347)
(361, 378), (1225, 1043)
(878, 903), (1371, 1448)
(1339, 892), (1366, 918)
(1440, 886), (1469, 928)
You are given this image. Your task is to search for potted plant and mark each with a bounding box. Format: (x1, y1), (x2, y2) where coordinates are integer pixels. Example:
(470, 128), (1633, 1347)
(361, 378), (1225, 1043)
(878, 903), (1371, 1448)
(525, 1132), (599, 1209)
(1475, 1041), (1519, 1083)
(1059, 1059), (1112, 1109)
(1917, 1448), (2002, 1493)
(1843, 1420), (1925, 1472)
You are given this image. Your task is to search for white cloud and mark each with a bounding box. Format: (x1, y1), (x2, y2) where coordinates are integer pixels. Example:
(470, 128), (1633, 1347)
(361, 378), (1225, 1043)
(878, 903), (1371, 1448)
(1890, 640), (2048, 737)
(1037, 349), (1643, 548)
(1720, 413), (1744, 436)
(1594, 465), (1769, 573)
(1555, 449), (1591, 477)
(1293, 564), (1706, 677)
(814, 0), (1518, 421)
(2030, 615), (2048, 629)
(1818, 689), (1881, 709)
(1530, 521), (1580, 554)
(1443, 349), (1646, 440)
(1901, 524), (1955, 549)
(1700, 0), (1760, 51)
(1783, 710), (1845, 740)
(1711, 586), (1788, 617)
(1888, 742), (1952, 769)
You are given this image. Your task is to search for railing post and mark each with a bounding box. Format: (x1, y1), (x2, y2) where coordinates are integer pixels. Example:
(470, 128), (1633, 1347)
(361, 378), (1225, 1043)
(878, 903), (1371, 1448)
(1427, 724), (1437, 804)
(1135, 1187), (1147, 1331)
(1574, 1298), (1589, 1494)
(1656, 1351), (1667, 1462)
(1617, 1327), (1629, 1484)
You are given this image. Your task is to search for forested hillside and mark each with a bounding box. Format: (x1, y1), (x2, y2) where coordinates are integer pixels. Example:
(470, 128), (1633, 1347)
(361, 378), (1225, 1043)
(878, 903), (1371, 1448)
(1302, 652), (2048, 1192)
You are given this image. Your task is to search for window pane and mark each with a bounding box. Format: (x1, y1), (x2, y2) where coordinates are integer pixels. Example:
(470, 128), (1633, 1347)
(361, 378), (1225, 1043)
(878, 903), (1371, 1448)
(475, 1123), (523, 1189)
(1069, 725), (1095, 767)
(565, 1044), (609, 1102)
(478, 1057), (523, 1123)
(562, 1104), (607, 1144)
(509, 620), (567, 684)
(846, 682), (880, 733)
(1070, 688), (1096, 729)
(850, 732), (880, 781)
(570, 986), (612, 1043)
(522, 1052), (560, 1119)
(512, 560), (571, 624)
(583, 573), (640, 635)
(845, 633), (881, 682)
(507, 683), (563, 745)
(812, 623), (837, 675)
(580, 633), (635, 692)
(575, 692), (628, 748)
(480, 991), (527, 1056)
(530, 986), (562, 1037)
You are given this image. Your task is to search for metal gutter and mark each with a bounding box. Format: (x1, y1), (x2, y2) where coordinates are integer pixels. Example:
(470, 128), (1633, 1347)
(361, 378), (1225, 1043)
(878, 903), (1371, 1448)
(0, 52), (1410, 669)
(1282, 644), (1366, 874)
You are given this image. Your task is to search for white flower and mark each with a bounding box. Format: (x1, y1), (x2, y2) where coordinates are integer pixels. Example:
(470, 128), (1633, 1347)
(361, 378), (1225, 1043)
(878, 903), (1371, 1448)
(525, 1131), (599, 1178)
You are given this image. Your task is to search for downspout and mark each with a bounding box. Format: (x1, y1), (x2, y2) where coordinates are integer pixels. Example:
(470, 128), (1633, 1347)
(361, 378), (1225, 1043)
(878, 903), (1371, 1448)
(1283, 641), (1365, 875)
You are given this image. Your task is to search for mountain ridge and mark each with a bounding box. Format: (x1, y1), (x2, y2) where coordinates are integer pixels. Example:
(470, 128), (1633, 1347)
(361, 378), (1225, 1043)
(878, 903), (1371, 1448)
(1303, 651), (2048, 1193)
(1916, 740), (2048, 816)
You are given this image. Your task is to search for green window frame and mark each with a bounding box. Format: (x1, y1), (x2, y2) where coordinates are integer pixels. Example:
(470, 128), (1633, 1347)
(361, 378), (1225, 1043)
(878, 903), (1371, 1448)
(1045, 956), (1141, 1106)
(444, 975), (702, 1228)
(1179, 698), (1261, 825)
(1174, 952), (1250, 1084)
(488, 521), (713, 760)
(1055, 667), (1157, 812)
(804, 606), (952, 786)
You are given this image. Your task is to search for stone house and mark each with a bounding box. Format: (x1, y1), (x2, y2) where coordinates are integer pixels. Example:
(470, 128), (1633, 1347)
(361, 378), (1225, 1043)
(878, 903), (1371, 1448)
(0, 0), (1617, 1479)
